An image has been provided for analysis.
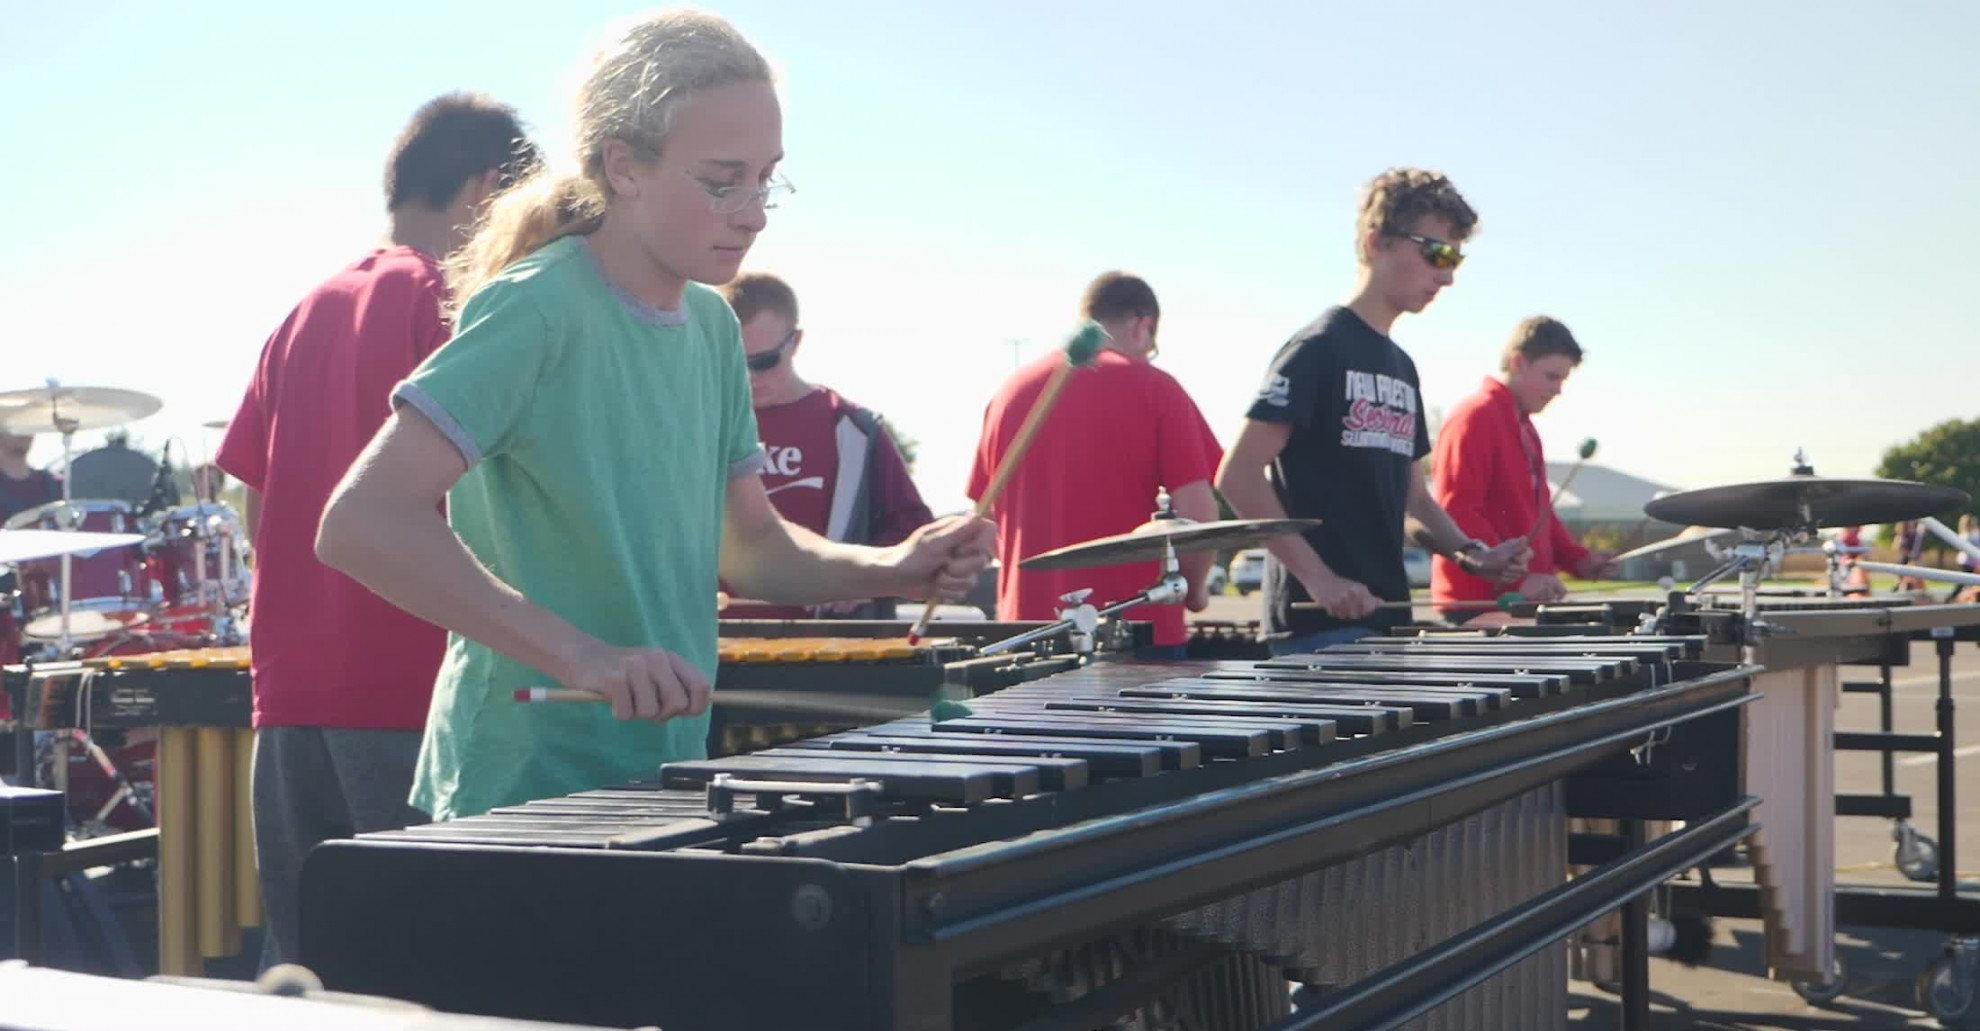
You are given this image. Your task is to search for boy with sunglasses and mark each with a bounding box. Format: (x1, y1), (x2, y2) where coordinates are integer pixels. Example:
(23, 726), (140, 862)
(719, 273), (932, 619)
(1217, 167), (1529, 653)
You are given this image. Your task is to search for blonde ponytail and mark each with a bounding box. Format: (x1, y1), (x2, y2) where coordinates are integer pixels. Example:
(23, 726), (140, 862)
(442, 9), (771, 317)
(444, 172), (604, 315)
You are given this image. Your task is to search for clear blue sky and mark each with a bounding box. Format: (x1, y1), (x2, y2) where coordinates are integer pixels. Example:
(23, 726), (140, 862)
(6, 2), (1976, 513)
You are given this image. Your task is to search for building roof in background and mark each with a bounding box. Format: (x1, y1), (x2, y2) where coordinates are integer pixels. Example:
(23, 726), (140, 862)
(1545, 462), (1683, 522)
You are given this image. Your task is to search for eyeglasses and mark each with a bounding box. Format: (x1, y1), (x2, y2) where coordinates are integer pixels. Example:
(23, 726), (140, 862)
(1388, 232), (1465, 271)
(686, 172), (795, 215)
(746, 330), (798, 372)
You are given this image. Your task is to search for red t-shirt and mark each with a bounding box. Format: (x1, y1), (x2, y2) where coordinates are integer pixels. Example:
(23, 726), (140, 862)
(215, 247), (450, 729)
(1430, 378), (1589, 606)
(726, 387), (932, 619)
(967, 350), (1222, 646)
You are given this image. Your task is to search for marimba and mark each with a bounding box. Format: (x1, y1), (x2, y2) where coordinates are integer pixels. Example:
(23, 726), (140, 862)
(5, 646), (257, 976)
(300, 637), (1755, 1031)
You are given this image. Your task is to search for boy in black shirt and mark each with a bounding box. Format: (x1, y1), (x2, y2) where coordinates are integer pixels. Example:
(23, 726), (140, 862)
(1217, 168), (1529, 652)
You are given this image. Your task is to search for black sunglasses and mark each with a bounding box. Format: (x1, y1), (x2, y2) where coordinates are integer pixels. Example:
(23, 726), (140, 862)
(746, 330), (798, 372)
(1388, 232), (1465, 270)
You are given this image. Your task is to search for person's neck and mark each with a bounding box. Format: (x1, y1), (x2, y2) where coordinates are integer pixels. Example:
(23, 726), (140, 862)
(0, 454), (32, 480)
(585, 217), (688, 310)
(1344, 275), (1403, 338)
(754, 374), (815, 408)
(387, 206), (464, 262)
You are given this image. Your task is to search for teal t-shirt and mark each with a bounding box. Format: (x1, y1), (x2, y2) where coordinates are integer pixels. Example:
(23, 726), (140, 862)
(392, 235), (763, 820)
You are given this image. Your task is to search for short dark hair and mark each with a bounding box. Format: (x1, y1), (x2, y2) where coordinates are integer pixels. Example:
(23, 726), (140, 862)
(385, 93), (538, 212)
(1502, 315), (1584, 371)
(1080, 271), (1159, 327)
(720, 272), (799, 327)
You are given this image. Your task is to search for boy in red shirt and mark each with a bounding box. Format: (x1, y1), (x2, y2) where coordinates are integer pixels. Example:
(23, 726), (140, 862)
(216, 93), (536, 967)
(969, 272), (1223, 655)
(1430, 316), (1614, 623)
(718, 273), (933, 619)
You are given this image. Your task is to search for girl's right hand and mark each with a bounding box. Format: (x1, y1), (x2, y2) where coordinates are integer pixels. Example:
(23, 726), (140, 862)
(561, 643), (710, 723)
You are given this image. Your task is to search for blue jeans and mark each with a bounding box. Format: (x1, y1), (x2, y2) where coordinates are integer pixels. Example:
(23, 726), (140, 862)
(1268, 625), (1372, 656)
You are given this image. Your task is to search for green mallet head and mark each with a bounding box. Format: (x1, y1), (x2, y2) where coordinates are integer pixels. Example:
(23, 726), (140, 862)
(1064, 321), (1106, 367)
(930, 699), (975, 724)
(1577, 438), (1598, 460)
(1496, 591), (1528, 611)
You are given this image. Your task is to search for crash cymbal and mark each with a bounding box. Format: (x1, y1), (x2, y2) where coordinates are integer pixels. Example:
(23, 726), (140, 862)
(0, 385), (162, 434)
(1611, 526), (1735, 563)
(0, 528), (148, 565)
(202, 419), (230, 430)
(1642, 476), (1968, 532)
(1019, 518), (1321, 572)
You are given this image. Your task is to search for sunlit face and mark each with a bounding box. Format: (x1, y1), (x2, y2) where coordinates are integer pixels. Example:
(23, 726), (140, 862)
(605, 80), (785, 288)
(739, 311), (801, 405)
(1368, 214), (1464, 314)
(1506, 353), (1578, 414)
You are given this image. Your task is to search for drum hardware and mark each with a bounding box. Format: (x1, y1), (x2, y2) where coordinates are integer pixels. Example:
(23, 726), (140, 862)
(0, 382), (165, 653)
(975, 493), (1318, 658)
(1636, 452), (1974, 655)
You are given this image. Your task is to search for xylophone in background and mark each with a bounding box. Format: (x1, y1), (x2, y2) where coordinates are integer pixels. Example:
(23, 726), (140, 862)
(6, 646), (257, 977)
(302, 634), (1755, 1031)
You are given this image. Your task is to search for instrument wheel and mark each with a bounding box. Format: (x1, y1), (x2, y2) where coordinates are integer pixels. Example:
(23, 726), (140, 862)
(1918, 953), (1979, 1027)
(1896, 825), (1942, 883)
(1791, 957), (1849, 1005)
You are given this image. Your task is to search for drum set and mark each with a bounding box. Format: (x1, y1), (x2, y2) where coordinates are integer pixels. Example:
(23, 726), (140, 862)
(2, 383), (252, 834)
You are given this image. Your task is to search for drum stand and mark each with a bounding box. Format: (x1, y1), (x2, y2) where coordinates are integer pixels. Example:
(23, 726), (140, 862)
(51, 411), (81, 657)
(979, 538), (1188, 657)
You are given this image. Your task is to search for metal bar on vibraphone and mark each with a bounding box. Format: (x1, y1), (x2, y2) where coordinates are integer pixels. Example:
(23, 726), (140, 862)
(1125, 679), (1494, 720)
(1040, 697), (1410, 737)
(814, 732), (1165, 779)
(1203, 666), (1571, 694)
(661, 754), (1031, 806)
(832, 723), (1201, 772)
(1256, 655), (1634, 686)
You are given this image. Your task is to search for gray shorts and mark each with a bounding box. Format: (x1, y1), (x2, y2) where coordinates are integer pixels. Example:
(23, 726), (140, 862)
(251, 726), (426, 970)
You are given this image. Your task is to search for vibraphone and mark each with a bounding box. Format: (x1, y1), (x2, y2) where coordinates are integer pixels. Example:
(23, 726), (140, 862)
(301, 637), (1756, 1031)
(1504, 595), (1980, 997)
(4, 646), (257, 976)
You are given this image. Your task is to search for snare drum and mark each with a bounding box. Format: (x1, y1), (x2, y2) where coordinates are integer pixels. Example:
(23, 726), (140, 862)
(3, 499), (151, 641)
(150, 502), (251, 632)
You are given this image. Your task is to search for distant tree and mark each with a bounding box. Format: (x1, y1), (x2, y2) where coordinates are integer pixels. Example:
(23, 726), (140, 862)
(1875, 418), (1980, 559)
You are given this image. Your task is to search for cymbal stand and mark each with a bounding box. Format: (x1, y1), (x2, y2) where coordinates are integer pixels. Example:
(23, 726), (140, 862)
(51, 399), (80, 656)
(980, 537), (1189, 657)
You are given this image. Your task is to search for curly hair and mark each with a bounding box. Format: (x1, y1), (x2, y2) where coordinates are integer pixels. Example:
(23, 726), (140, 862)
(1355, 167), (1478, 261)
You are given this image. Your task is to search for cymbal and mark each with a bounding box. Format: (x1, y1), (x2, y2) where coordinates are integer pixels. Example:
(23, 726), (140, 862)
(0, 385), (162, 434)
(1611, 526), (1735, 563)
(0, 528), (148, 565)
(1642, 476), (1969, 532)
(202, 419), (230, 430)
(1019, 518), (1321, 571)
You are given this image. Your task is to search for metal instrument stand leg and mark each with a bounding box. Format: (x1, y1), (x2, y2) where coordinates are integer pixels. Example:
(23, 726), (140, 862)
(1933, 633), (1958, 904)
(13, 850), (43, 964)
(1619, 819), (1652, 1030)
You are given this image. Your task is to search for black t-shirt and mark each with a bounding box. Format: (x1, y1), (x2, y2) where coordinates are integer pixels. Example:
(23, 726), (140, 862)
(1245, 307), (1431, 637)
